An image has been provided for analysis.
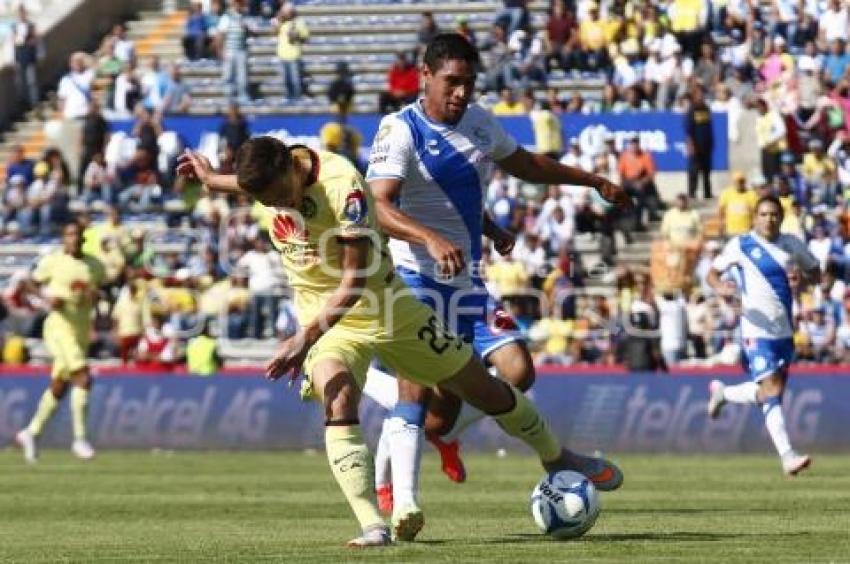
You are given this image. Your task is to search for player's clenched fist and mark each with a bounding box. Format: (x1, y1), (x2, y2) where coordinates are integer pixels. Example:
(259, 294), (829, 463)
(176, 150), (214, 184)
(425, 233), (466, 277)
(597, 179), (632, 210)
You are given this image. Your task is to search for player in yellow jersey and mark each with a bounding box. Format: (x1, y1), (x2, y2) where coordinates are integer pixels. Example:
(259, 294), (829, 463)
(16, 221), (105, 462)
(177, 138), (623, 547)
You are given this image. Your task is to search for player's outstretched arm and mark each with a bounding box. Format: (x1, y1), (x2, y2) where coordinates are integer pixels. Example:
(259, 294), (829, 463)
(497, 147), (631, 209)
(265, 237), (370, 382)
(176, 150), (243, 196)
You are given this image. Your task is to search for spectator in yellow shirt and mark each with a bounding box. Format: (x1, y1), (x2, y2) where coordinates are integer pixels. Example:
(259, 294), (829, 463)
(578, 3), (612, 71)
(275, 3), (309, 99)
(529, 100), (563, 159)
(718, 171), (758, 236)
(487, 254), (529, 300)
(492, 88), (525, 115)
(801, 138), (838, 205)
(660, 193), (702, 248)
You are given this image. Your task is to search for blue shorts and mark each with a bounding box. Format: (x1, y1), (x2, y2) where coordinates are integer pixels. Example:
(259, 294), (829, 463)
(395, 266), (522, 360)
(741, 337), (795, 382)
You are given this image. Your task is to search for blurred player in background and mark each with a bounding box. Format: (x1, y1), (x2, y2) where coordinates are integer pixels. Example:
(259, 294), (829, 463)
(364, 33), (628, 533)
(177, 138), (622, 547)
(706, 196), (818, 476)
(16, 221), (105, 462)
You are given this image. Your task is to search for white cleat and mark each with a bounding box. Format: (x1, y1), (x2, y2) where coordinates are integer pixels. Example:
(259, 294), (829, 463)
(392, 503), (425, 542)
(782, 452), (812, 476)
(71, 439), (96, 460)
(707, 380), (726, 419)
(346, 525), (392, 548)
(15, 429), (38, 464)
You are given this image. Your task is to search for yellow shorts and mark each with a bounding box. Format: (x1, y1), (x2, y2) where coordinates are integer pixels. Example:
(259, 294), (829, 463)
(303, 279), (473, 390)
(43, 317), (89, 380)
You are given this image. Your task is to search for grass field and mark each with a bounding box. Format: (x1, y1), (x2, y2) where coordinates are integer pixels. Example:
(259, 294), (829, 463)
(1, 450), (849, 563)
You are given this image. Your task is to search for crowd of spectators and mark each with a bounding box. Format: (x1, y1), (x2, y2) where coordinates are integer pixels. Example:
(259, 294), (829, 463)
(6, 0), (850, 372)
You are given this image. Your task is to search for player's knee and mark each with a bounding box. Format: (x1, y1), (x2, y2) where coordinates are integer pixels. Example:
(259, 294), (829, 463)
(492, 345), (535, 392)
(320, 375), (361, 421)
(71, 370), (92, 390)
(50, 379), (69, 399)
(759, 374), (785, 398)
(397, 379), (430, 404)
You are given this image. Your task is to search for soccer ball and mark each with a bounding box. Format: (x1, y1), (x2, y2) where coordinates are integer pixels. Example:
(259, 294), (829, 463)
(529, 470), (600, 539)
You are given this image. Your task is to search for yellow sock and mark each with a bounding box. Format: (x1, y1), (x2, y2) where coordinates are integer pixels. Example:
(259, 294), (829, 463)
(325, 425), (384, 531)
(493, 385), (562, 463)
(71, 387), (89, 441)
(27, 389), (59, 437)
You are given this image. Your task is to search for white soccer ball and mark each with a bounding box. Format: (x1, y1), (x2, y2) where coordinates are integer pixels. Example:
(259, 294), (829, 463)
(529, 470), (601, 539)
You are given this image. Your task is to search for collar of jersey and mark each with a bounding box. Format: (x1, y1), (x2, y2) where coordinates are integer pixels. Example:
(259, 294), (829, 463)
(415, 99), (462, 130)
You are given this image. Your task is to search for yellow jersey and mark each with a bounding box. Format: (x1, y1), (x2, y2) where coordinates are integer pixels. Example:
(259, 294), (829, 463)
(33, 251), (105, 333)
(719, 187), (758, 235)
(264, 150), (393, 326)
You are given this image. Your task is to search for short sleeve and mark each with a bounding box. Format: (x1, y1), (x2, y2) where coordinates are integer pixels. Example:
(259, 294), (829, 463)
(486, 110), (519, 160)
(785, 234), (821, 271)
(711, 238), (740, 272)
(366, 115), (412, 181)
(32, 254), (53, 284)
(327, 176), (373, 240)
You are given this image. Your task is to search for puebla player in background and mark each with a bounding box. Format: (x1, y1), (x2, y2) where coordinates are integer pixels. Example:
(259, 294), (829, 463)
(363, 32), (628, 529)
(16, 221), (105, 462)
(176, 139), (623, 547)
(706, 195), (818, 476)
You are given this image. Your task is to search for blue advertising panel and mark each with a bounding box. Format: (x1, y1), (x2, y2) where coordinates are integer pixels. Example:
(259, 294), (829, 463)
(0, 369), (843, 453)
(109, 112), (728, 172)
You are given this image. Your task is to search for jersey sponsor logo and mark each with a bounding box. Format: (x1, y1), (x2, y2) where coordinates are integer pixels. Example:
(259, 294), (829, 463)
(426, 139), (440, 156)
(749, 248), (763, 260)
(344, 190), (368, 225)
(70, 280), (89, 292)
(272, 213), (308, 243)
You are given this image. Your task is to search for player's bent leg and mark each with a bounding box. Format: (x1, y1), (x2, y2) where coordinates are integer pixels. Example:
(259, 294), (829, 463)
(311, 359), (390, 547)
(757, 370), (811, 476)
(18, 378), (69, 463)
(422, 387), (466, 483)
(487, 341), (536, 392)
(439, 356), (624, 491)
(70, 370), (95, 460)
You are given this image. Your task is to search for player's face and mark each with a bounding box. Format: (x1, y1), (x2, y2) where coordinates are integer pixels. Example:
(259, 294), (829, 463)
(62, 224), (83, 256)
(754, 201), (783, 240)
(423, 58), (476, 124)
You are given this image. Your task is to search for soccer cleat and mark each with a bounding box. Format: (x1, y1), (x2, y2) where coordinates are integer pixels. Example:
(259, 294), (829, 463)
(782, 452), (812, 476)
(392, 503), (425, 542)
(71, 439), (96, 460)
(346, 525), (392, 548)
(15, 429), (38, 464)
(543, 449), (624, 491)
(707, 380), (727, 419)
(426, 433), (466, 483)
(376, 484), (394, 515)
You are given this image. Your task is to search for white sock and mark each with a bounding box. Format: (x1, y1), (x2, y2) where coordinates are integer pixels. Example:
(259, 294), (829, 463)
(762, 397), (793, 457)
(387, 416), (422, 507)
(441, 401), (485, 443)
(363, 365), (399, 410)
(723, 381), (758, 404)
(374, 418), (392, 489)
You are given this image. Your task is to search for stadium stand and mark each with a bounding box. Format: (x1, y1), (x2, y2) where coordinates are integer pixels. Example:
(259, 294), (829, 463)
(2, 0), (850, 373)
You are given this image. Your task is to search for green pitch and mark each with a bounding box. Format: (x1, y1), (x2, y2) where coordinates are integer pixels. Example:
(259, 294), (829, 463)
(1, 451), (849, 563)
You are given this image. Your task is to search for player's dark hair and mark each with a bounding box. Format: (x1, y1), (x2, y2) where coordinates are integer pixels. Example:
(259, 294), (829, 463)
(423, 33), (479, 72)
(755, 194), (784, 219)
(235, 136), (291, 196)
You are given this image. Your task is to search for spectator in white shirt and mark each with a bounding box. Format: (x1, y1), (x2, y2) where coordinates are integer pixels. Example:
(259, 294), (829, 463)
(57, 52), (95, 119)
(236, 235), (285, 338)
(111, 23), (136, 65)
(819, 0), (849, 43)
(657, 291), (688, 366)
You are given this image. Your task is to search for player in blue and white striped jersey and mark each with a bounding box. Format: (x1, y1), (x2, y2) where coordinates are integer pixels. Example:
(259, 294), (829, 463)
(706, 194), (820, 476)
(363, 33), (630, 541)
